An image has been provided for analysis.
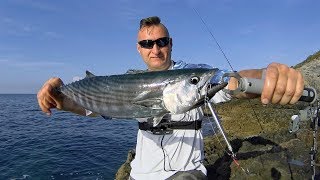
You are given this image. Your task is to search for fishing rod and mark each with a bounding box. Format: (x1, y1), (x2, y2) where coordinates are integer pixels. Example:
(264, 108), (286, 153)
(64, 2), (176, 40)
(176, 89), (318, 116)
(193, 6), (319, 177)
(310, 101), (319, 180)
(222, 71), (319, 178)
(193, 7), (251, 174)
(222, 71), (318, 104)
(193, 8), (318, 104)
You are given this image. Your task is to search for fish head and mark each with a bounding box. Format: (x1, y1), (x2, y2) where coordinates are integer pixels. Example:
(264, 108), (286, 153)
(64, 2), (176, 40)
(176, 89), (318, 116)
(162, 68), (227, 114)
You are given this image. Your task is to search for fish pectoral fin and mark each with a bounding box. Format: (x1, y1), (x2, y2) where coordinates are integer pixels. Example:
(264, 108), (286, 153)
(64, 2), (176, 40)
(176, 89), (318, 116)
(133, 98), (162, 108)
(85, 70), (96, 78)
(133, 91), (163, 107)
(153, 115), (165, 127)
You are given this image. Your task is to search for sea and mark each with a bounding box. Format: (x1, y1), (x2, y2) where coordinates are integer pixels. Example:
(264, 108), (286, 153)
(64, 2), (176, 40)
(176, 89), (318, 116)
(0, 94), (215, 180)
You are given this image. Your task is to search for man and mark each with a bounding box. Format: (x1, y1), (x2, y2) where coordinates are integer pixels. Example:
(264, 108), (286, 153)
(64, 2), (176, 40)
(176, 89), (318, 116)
(37, 16), (304, 180)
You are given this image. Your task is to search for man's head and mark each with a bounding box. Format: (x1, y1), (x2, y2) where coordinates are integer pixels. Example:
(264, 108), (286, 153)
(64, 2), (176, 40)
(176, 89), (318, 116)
(137, 16), (172, 71)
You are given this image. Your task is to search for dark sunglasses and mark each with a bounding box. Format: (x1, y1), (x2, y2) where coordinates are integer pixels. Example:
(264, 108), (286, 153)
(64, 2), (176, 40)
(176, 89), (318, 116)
(138, 37), (170, 49)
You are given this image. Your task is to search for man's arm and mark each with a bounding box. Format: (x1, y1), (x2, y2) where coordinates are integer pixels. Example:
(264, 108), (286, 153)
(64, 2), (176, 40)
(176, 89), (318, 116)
(37, 77), (87, 116)
(228, 62), (304, 105)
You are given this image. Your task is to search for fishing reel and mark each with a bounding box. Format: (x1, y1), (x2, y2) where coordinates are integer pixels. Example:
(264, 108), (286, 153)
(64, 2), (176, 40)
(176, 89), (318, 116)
(289, 102), (320, 133)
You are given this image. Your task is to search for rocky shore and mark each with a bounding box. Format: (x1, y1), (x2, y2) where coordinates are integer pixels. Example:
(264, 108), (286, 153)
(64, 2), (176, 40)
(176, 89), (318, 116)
(115, 51), (320, 179)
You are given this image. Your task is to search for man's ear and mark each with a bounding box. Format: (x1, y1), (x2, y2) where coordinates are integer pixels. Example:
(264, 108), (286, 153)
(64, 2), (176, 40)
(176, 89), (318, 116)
(137, 43), (141, 53)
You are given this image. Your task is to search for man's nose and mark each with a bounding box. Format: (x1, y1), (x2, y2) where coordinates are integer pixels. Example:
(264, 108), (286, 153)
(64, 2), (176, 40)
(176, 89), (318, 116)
(151, 43), (161, 54)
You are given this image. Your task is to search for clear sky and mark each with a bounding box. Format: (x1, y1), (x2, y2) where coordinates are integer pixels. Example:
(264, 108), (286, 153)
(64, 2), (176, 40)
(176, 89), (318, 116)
(0, 0), (319, 94)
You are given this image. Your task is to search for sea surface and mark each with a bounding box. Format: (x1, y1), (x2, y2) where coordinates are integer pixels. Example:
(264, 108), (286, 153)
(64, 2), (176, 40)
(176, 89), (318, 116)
(0, 94), (215, 180)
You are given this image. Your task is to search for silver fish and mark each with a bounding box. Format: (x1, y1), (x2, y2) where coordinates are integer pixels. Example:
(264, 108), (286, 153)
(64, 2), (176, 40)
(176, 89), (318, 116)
(59, 68), (227, 126)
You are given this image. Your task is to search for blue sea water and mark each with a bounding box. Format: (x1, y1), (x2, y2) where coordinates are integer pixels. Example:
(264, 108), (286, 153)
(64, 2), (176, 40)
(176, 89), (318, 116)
(0, 94), (138, 180)
(0, 94), (215, 180)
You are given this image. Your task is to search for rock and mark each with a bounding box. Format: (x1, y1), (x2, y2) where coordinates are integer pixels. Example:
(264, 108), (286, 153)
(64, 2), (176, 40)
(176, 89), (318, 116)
(295, 50), (320, 93)
(115, 149), (135, 180)
(204, 98), (318, 179)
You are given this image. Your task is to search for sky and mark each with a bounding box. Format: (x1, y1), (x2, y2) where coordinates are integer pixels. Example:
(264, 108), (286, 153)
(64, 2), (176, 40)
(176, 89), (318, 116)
(0, 0), (319, 94)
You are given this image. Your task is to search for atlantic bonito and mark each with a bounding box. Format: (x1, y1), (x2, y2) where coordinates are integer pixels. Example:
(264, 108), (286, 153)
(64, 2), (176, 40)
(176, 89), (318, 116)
(58, 68), (227, 126)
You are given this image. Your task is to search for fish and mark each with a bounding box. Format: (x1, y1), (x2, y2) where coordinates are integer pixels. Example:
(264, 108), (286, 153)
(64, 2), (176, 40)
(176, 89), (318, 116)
(58, 68), (227, 126)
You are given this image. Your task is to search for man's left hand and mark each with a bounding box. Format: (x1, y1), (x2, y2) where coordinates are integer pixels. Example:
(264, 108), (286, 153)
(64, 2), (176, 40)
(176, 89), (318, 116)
(261, 62), (304, 105)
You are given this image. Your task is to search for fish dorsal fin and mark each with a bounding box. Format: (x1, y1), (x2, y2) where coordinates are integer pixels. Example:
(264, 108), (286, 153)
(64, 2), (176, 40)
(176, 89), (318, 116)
(85, 70), (96, 78)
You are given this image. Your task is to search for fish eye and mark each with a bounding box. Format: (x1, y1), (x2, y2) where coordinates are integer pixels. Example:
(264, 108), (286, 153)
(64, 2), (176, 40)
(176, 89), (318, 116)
(190, 76), (200, 85)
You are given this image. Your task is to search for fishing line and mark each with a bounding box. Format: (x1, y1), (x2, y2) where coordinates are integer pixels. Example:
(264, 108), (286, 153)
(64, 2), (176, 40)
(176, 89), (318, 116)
(203, 100), (249, 175)
(203, 105), (225, 151)
(194, 7), (320, 179)
(192, 7), (268, 175)
(203, 107), (228, 153)
(193, 7), (264, 133)
(193, 7), (265, 133)
(202, 86), (249, 174)
(193, 8), (235, 72)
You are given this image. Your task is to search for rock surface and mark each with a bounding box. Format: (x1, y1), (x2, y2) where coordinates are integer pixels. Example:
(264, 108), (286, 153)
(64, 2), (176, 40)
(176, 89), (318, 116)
(295, 51), (320, 94)
(115, 51), (320, 180)
(203, 98), (318, 179)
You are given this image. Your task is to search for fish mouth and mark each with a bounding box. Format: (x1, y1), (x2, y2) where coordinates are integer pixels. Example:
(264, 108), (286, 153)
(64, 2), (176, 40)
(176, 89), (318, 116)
(194, 69), (228, 106)
(206, 82), (228, 98)
(194, 82), (228, 107)
(198, 69), (222, 94)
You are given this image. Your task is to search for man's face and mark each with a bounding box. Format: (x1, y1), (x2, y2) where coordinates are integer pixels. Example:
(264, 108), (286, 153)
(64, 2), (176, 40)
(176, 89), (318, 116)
(137, 24), (172, 71)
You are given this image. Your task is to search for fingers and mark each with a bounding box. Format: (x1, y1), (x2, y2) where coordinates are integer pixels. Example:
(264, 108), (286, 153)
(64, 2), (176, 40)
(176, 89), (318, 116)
(37, 95), (56, 115)
(261, 62), (304, 105)
(37, 77), (64, 115)
(37, 96), (51, 115)
(279, 68), (296, 105)
(261, 63), (280, 104)
(289, 71), (304, 104)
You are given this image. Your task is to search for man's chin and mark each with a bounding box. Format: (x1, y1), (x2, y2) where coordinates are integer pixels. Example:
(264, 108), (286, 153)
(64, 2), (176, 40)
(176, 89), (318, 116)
(150, 57), (164, 61)
(146, 61), (165, 70)
(149, 58), (164, 65)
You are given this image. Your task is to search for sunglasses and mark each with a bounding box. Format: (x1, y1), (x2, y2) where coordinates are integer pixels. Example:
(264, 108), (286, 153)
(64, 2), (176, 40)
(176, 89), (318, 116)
(138, 37), (170, 49)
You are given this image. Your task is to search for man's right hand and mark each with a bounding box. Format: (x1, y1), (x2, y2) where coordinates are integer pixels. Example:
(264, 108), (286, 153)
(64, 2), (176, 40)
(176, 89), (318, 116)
(37, 77), (65, 115)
